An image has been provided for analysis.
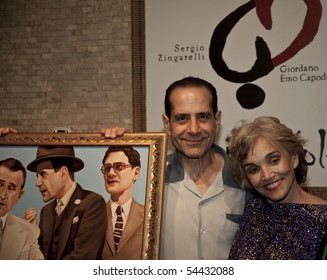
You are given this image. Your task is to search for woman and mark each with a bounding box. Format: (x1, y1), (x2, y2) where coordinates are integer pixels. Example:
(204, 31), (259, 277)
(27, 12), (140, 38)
(226, 116), (327, 260)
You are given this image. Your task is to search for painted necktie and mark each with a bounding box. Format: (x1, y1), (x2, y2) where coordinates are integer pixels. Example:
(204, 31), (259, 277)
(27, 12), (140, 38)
(113, 206), (123, 254)
(55, 199), (64, 215)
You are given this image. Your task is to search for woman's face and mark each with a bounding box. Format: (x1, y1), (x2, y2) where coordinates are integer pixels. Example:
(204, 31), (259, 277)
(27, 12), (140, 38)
(242, 137), (299, 203)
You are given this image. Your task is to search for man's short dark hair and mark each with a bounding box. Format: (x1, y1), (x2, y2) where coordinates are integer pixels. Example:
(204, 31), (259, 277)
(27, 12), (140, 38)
(102, 146), (141, 168)
(164, 76), (218, 119)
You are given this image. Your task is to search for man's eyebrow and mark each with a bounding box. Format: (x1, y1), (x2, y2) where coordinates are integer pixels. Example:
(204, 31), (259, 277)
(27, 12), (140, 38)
(173, 113), (189, 118)
(197, 112), (212, 117)
(8, 182), (18, 189)
(37, 170), (46, 176)
(174, 113), (189, 116)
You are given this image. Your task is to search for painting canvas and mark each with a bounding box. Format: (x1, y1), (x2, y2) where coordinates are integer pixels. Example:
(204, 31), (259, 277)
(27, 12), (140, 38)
(0, 132), (167, 260)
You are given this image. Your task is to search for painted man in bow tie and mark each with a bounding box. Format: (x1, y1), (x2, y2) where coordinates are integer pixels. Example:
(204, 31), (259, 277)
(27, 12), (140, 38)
(101, 146), (144, 260)
(27, 145), (107, 259)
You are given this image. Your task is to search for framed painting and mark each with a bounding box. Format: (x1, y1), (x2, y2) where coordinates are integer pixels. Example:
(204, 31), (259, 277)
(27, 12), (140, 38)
(0, 132), (167, 260)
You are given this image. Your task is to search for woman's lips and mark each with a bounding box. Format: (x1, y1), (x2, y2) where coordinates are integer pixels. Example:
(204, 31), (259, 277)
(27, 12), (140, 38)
(264, 180), (281, 192)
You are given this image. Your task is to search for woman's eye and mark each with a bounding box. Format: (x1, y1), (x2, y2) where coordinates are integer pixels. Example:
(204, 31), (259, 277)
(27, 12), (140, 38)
(270, 157), (280, 165)
(246, 167), (258, 175)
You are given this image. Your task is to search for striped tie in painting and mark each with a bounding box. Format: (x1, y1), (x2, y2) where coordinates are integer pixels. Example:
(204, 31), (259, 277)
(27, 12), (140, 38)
(114, 206), (123, 254)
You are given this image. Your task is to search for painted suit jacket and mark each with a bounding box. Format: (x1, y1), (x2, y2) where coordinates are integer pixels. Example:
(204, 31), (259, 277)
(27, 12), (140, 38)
(38, 183), (107, 259)
(0, 213), (44, 260)
(102, 199), (144, 260)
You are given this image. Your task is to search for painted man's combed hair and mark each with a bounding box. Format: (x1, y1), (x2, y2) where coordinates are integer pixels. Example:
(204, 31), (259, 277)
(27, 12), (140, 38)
(102, 146), (141, 168)
(0, 158), (27, 189)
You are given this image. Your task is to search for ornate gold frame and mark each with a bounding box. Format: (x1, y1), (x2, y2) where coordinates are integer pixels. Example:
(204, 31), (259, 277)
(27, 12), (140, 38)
(0, 132), (167, 260)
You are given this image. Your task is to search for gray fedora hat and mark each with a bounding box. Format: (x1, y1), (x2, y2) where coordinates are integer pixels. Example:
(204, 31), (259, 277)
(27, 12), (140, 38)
(27, 146), (84, 173)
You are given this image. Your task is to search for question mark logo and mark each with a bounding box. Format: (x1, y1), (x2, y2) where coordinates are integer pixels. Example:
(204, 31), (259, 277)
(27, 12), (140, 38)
(209, 0), (322, 109)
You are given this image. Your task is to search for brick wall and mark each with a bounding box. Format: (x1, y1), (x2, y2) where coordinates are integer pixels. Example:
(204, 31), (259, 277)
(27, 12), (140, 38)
(0, 0), (134, 132)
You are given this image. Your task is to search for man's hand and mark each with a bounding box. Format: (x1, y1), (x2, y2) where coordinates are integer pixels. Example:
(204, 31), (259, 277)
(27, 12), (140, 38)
(0, 128), (17, 136)
(100, 127), (126, 138)
(24, 208), (38, 225)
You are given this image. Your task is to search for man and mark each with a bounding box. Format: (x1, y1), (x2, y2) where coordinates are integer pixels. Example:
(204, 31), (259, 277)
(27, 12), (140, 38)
(26, 145), (107, 259)
(101, 76), (249, 259)
(101, 146), (144, 260)
(0, 158), (44, 260)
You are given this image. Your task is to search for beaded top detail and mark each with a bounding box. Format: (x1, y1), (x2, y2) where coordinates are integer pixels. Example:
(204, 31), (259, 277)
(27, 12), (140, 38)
(229, 198), (327, 260)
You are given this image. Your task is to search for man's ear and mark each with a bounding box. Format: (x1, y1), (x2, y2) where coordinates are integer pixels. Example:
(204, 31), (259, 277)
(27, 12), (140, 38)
(162, 114), (170, 134)
(18, 189), (24, 200)
(133, 166), (141, 181)
(215, 110), (222, 130)
(60, 166), (70, 179)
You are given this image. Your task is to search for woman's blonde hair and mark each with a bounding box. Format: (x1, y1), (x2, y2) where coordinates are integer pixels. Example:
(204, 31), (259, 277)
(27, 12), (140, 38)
(225, 116), (308, 190)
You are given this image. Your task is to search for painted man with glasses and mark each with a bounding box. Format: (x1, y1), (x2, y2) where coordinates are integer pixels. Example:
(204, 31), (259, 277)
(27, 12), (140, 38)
(101, 146), (144, 260)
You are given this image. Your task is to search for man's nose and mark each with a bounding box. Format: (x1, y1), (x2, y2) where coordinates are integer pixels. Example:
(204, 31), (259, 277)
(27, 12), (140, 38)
(108, 167), (117, 176)
(0, 187), (8, 199)
(35, 175), (42, 188)
(188, 119), (201, 134)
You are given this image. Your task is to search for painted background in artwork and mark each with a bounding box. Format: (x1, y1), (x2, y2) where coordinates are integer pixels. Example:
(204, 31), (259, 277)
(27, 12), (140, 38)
(0, 146), (148, 218)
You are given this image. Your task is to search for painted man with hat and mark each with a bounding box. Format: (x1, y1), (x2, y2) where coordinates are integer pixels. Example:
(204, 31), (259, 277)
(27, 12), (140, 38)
(27, 145), (107, 259)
